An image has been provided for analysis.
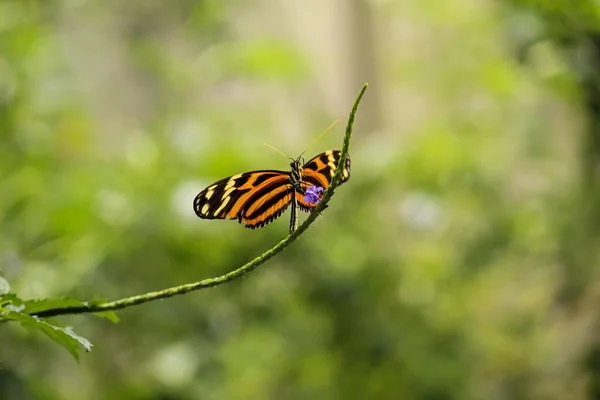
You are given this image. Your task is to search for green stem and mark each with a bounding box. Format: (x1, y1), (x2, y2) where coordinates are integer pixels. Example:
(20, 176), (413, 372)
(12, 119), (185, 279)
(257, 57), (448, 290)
(30, 83), (368, 319)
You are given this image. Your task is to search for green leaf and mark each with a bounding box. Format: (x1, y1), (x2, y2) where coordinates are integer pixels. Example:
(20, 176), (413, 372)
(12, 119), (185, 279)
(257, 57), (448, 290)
(0, 293), (24, 309)
(22, 297), (89, 314)
(2, 311), (92, 360)
(1, 294), (97, 360)
(91, 310), (120, 323)
(22, 296), (119, 323)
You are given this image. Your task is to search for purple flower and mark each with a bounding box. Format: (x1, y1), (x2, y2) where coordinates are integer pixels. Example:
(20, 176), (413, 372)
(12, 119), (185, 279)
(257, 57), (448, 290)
(303, 185), (324, 204)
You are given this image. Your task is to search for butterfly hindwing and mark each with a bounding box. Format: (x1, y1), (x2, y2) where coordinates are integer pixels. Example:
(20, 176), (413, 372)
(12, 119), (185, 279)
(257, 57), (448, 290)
(297, 150), (351, 212)
(240, 184), (294, 228)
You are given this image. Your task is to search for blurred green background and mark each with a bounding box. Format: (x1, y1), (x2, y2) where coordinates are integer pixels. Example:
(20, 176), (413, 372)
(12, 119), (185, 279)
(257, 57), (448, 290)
(2, 0), (600, 399)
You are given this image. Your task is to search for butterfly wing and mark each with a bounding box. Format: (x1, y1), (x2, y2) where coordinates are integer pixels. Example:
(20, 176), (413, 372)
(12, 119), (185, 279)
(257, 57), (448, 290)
(239, 181), (295, 229)
(296, 150), (351, 212)
(193, 170), (294, 229)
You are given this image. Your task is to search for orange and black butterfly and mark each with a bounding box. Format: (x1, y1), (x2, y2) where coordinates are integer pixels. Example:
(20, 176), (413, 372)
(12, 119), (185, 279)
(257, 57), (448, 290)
(193, 150), (351, 231)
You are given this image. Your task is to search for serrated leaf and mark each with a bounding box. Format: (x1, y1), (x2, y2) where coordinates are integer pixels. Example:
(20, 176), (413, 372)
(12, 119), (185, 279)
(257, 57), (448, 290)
(91, 310), (120, 323)
(22, 297), (90, 314)
(21, 296), (119, 323)
(0, 293), (24, 310)
(4, 311), (93, 360)
(0, 276), (10, 295)
(87, 298), (120, 323)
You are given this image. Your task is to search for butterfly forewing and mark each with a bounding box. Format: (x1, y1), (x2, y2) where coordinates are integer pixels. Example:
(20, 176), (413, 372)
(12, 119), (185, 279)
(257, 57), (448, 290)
(194, 170), (293, 228)
(193, 150), (351, 229)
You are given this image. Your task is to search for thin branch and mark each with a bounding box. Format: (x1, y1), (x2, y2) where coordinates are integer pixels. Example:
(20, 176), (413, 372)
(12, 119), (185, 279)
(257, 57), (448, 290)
(29, 83), (368, 319)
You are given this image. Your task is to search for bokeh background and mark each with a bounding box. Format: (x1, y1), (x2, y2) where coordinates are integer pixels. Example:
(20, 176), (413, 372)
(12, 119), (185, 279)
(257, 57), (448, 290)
(2, 0), (600, 399)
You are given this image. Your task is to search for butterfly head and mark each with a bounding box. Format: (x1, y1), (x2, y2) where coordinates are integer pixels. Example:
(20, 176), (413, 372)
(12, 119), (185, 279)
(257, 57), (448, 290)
(289, 155), (305, 171)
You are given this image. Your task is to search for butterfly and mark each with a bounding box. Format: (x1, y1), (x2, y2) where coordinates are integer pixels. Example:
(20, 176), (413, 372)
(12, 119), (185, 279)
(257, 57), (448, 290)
(193, 150), (351, 230)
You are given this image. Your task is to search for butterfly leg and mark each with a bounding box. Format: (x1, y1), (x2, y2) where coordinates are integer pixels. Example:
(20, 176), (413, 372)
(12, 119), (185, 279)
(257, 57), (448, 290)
(289, 194), (299, 233)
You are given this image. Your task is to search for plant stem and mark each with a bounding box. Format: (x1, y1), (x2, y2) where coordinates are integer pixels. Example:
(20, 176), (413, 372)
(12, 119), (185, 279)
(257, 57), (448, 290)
(30, 83), (368, 319)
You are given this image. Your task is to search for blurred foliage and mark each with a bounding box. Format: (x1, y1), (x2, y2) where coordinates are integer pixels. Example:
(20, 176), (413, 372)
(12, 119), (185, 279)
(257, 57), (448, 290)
(1, 0), (600, 399)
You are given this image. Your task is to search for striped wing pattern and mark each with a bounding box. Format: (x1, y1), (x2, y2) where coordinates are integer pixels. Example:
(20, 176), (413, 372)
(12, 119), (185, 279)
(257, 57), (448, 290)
(296, 150), (351, 211)
(193, 150), (351, 229)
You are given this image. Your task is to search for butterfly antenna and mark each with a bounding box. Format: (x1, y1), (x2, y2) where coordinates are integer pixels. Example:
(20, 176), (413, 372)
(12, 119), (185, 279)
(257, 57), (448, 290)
(299, 119), (340, 157)
(263, 143), (294, 161)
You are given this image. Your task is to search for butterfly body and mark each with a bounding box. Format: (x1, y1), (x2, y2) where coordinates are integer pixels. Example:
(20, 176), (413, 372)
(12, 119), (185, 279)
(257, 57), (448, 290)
(193, 150), (351, 229)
